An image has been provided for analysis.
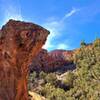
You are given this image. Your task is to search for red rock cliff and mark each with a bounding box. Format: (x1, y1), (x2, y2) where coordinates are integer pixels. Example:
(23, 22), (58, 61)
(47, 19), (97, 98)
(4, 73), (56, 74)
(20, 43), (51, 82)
(30, 49), (75, 72)
(0, 19), (49, 100)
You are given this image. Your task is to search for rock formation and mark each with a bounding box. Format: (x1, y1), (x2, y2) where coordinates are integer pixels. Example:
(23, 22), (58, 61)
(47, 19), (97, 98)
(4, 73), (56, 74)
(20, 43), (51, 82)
(0, 19), (49, 100)
(30, 49), (76, 73)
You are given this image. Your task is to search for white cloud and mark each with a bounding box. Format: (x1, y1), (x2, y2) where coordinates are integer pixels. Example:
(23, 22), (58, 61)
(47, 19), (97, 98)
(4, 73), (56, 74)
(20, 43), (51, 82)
(1, 0), (23, 26)
(65, 8), (79, 17)
(57, 43), (70, 49)
(42, 20), (61, 49)
(42, 8), (79, 50)
(3, 6), (23, 24)
(61, 8), (80, 22)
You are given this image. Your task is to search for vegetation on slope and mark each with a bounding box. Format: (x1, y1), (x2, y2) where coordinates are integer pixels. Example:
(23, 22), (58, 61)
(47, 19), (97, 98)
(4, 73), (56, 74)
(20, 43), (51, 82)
(28, 38), (100, 100)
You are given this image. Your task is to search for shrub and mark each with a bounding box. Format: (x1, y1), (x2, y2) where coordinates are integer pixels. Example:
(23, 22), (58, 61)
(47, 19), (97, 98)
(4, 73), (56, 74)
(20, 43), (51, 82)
(45, 73), (57, 85)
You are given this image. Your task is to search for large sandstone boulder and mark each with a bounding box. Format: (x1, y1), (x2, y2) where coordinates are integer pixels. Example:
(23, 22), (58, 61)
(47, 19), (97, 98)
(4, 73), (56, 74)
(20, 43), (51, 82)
(0, 19), (49, 100)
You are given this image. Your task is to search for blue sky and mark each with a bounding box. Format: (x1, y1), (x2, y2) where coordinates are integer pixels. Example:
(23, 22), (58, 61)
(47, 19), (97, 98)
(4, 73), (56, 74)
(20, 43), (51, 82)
(0, 0), (100, 51)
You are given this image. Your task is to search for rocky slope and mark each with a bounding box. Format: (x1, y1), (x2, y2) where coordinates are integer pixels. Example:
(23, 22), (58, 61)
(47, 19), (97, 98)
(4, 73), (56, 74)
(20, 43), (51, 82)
(30, 49), (76, 73)
(0, 19), (49, 100)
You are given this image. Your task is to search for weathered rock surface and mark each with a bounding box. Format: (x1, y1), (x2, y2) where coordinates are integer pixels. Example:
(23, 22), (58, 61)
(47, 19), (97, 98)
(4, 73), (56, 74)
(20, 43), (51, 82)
(0, 19), (49, 100)
(30, 49), (76, 73)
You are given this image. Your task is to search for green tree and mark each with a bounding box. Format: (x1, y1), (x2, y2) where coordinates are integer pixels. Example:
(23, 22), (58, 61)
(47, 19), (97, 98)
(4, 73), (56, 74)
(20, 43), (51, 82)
(93, 38), (100, 47)
(63, 71), (75, 88)
(39, 71), (47, 79)
(80, 40), (86, 47)
(40, 83), (67, 100)
(45, 73), (57, 85)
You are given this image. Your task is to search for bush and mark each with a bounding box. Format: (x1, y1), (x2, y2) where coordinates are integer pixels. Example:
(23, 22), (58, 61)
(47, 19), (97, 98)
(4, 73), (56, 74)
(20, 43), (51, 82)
(29, 71), (37, 82)
(39, 71), (47, 79)
(93, 38), (100, 47)
(40, 83), (67, 100)
(80, 40), (86, 47)
(45, 73), (57, 85)
(63, 71), (75, 88)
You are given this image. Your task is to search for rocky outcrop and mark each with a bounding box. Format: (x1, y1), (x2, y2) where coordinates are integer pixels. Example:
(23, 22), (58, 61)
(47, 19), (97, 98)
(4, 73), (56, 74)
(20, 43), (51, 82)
(0, 19), (49, 100)
(30, 49), (75, 73)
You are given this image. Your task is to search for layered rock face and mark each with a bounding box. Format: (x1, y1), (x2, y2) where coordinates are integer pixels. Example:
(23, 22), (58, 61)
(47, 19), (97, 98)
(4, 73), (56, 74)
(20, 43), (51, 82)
(0, 20), (49, 100)
(30, 49), (75, 72)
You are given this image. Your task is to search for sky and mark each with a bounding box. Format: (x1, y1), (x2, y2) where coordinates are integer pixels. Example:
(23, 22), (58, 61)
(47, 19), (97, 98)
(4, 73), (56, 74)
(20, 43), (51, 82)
(0, 0), (100, 51)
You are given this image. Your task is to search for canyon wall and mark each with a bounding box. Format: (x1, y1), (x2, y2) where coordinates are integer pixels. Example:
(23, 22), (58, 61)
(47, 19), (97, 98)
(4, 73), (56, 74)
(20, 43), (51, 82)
(30, 49), (75, 72)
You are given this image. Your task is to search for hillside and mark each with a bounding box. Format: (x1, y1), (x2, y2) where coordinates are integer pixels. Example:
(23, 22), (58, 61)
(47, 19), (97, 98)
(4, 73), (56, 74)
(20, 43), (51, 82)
(28, 38), (100, 100)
